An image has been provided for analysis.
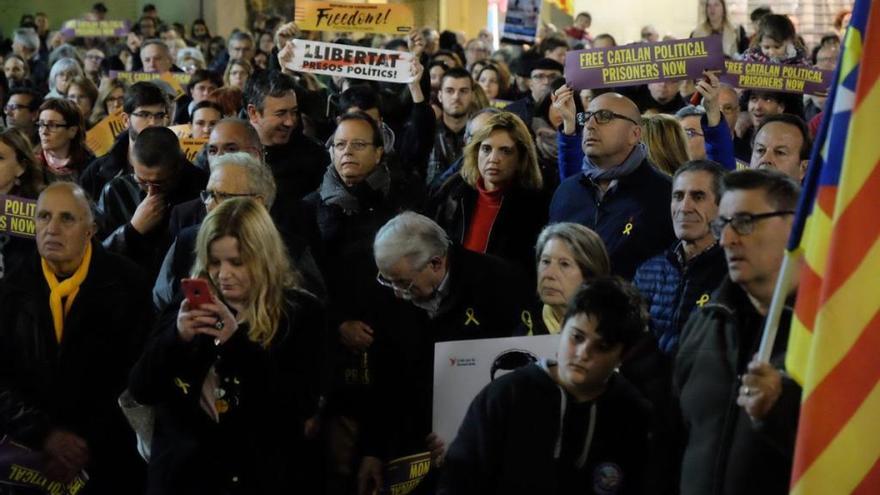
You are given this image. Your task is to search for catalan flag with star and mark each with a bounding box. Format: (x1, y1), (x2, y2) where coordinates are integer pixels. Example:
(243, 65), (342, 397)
(784, 0), (880, 492)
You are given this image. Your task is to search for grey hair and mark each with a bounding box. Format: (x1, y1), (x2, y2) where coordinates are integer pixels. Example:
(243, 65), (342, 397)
(13, 28), (39, 53)
(176, 47), (206, 67)
(534, 222), (611, 279)
(374, 212), (451, 271)
(49, 44), (83, 68)
(141, 39), (171, 56)
(39, 181), (96, 226)
(209, 118), (264, 158)
(675, 104), (706, 120)
(209, 152), (277, 208)
(228, 31), (254, 47)
(48, 58), (84, 93)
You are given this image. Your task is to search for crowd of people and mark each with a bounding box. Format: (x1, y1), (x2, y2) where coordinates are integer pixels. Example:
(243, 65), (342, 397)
(0, 0), (851, 493)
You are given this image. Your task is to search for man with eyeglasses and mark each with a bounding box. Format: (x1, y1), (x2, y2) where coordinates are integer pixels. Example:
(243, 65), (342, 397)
(676, 169), (802, 495)
(152, 151), (324, 313)
(83, 49), (105, 85)
(96, 127), (206, 278)
(0, 182), (153, 494)
(356, 211), (529, 494)
(81, 81), (171, 200)
(505, 58), (564, 132)
(245, 70), (328, 201)
(4, 87), (41, 145)
(550, 92), (674, 279)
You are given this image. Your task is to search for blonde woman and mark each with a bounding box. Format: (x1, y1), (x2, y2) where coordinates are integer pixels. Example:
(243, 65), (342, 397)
(129, 197), (325, 493)
(691, 0), (747, 57)
(641, 113), (689, 175)
(223, 58), (253, 90)
(90, 79), (128, 126)
(430, 111), (549, 275)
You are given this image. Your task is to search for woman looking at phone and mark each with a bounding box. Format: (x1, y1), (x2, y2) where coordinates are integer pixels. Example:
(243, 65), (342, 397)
(129, 197), (326, 494)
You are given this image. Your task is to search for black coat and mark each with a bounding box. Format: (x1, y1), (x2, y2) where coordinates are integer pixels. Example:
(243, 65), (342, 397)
(430, 175), (549, 282)
(360, 246), (531, 460)
(440, 363), (652, 495)
(80, 133), (130, 202)
(129, 289), (326, 495)
(265, 132), (329, 202)
(0, 242), (153, 494)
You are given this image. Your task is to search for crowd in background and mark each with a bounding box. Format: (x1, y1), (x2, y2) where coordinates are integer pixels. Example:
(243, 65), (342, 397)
(0, 0), (853, 494)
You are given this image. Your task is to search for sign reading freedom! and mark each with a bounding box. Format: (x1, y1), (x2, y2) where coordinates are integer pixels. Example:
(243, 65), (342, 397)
(281, 40), (415, 84)
(720, 60), (832, 96)
(565, 35), (725, 90)
(294, 1), (412, 34)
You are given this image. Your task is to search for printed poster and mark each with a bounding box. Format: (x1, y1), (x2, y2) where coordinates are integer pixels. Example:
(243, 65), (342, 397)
(60, 20), (130, 38)
(0, 195), (37, 239)
(0, 436), (88, 494)
(110, 71), (189, 98)
(280, 40), (415, 84)
(179, 137), (207, 163)
(294, 1), (413, 34)
(432, 335), (560, 445)
(382, 451), (431, 495)
(564, 36), (725, 90)
(719, 60), (832, 96)
(85, 110), (126, 157)
(502, 0), (543, 43)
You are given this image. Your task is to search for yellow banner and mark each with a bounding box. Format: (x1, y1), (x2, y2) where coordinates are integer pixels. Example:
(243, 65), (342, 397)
(179, 137), (207, 163)
(111, 71), (189, 98)
(168, 124), (192, 138)
(86, 111), (127, 157)
(294, 1), (413, 34)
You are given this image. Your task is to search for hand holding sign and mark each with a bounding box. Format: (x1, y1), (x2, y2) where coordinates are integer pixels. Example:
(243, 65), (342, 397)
(278, 41), (297, 74)
(695, 71), (723, 127)
(408, 30), (425, 58)
(274, 22), (301, 52)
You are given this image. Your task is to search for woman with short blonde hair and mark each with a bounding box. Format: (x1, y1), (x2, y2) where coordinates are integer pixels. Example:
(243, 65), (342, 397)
(641, 113), (689, 175)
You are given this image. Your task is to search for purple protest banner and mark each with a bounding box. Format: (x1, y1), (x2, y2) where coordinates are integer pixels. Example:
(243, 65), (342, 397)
(0, 195), (36, 239)
(564, 35), (725, 90)
(719, 60), (832, 96)
(60, 20), (130, 38)
(0, 436), (88, 494)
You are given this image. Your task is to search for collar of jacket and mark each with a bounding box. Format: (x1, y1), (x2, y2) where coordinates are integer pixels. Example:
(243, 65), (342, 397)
(100, 133), (131, 176)
(668, 240), (722, 270)
(700, 276), (795, 317)
(577, 157), (657, 194)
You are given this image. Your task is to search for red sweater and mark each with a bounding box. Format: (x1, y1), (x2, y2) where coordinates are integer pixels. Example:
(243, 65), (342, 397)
(463, 180), (505, 253)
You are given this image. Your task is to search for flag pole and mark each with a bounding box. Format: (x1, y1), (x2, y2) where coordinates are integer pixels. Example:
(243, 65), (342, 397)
(756, 251), (799, 362)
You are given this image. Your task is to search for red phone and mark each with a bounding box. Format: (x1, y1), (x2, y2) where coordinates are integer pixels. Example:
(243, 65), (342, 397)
(181, 278), (214, 309)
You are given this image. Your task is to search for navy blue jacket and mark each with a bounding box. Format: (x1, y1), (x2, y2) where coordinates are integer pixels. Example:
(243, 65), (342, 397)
(633, 242), (727, 354)
(549, 160), (675, 279)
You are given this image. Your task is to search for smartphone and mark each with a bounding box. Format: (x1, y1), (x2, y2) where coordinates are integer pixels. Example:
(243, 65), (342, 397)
(181, 278), (214, 309)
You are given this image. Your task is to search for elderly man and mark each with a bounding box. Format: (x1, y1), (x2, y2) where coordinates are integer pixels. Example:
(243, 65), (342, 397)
(676, 169), (802, 495)
(550, 92), (674, 279)
(0, 182), (152, 493)
(750, 114), (810, 182)
(356, 211), (530, 494)
(12, 27), (48, 89)
(505, 58), (564, 129)
(81, 81), (171, 200)
(634, 160), (728, 354)
(139, 39), (176, 73)
(209, 31), (256, 74)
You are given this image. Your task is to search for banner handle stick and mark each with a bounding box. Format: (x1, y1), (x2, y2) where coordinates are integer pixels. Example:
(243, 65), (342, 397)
(756, 251), (799, 363)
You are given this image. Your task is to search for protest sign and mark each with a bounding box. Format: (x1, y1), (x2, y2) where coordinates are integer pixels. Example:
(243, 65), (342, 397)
(294, 1), (412, 34)
(382, 451), (431, 495)
(86, 110), (127, 157)
(502, 0), (542, 43)
(0, 196), (37, 239)
(110, 71), (189, 98)
(60, 19), (130, 38)
(433, 335), (560, 444)
(1, 436), (88, 494)
(565, 36), (725, 90)
(168, 124), (192, 138)
(719, 60), (832, 96)
(280, 40), (415, 84)
(180, 137), (207, 163)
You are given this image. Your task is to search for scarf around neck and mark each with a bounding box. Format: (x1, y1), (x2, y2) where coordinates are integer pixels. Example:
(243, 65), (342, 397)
(319, 163), (391, 214)
(581, 142), (647, 182)
(41, 242), (93, 343)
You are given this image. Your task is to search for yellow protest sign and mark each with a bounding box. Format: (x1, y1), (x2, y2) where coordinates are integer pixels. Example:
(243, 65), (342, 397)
(111, 71), (189, 98)
(0, 195), (38, 239)
(294, 1), (413, 34)
(168, 124), (192, 138)
(86, 110), (127, 157)
(179, 138), (207, 163)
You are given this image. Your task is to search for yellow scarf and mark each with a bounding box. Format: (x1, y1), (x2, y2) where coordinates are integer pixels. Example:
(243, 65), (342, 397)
(542, 304), (562, 335)
(41, 242), (93, 343)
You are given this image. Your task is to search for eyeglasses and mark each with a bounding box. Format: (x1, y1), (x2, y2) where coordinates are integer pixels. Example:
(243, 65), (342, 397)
(134, 174), (172, 191)
(36, 121), (71, 132)
(4, 104), (30, 113)
(530, 72), (560, 82)
(578, 109), (639, 126)
(710, 210), (795, 238)
(684, 128), (704, 139)
(331, 140), (374, 152)
(130, 111), (168, 121)
(200, 190), (258, 204)
(376, 272), (416, 296)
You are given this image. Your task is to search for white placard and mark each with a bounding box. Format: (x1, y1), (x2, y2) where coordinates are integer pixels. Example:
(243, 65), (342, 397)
(432, 335), (560, 445)
(280, 39), (415, 83)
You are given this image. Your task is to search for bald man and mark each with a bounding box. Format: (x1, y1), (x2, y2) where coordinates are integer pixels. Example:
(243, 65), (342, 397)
(0, 182), (152, 493)
(549, 92), (674, 279)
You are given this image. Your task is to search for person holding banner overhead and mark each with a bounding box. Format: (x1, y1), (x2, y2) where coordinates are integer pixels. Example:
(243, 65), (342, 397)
(675, 169), (802, 495)
(440, 277), (653, 495)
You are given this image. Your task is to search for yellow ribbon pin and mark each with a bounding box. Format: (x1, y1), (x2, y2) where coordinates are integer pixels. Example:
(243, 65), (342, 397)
(521, 310), (533, 334)
(174, 377), (190, 395)
(622, 222), (633, 235)
(464, 308), (480, 326)
(696, 294), (710, 307)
